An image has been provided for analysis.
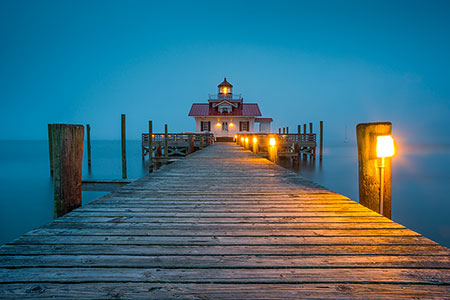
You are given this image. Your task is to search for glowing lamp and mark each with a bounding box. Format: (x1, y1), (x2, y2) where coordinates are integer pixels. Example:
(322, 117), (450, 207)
(253, 137), (257, 144)
(376, 135), (395, 158)
(216, 123), (221, 127)
(229, 123), (234, 127)
(269, 137), (276, 146)
(245, 137), (248, 142)
(234, 135), (237, 139)
(241, 137), (244, 142)
(376, 134), (395, 217)
(223, 88), (228, 94)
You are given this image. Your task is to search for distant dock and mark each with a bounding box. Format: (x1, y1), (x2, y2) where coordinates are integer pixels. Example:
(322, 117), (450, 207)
(1, 143), (449, 298)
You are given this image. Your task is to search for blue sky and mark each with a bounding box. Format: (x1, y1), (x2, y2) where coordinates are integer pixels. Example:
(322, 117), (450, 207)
(1, 0), (449, 143)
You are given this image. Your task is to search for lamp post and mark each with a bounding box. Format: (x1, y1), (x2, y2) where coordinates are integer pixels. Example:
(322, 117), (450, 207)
(376, 135), (395, 216)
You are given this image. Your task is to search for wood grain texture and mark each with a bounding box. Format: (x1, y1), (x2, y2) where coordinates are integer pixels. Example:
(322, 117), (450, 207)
(1, 142), (449, 299)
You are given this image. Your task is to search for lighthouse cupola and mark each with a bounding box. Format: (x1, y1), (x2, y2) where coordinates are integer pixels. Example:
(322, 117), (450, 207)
(218, 78), (233, 99)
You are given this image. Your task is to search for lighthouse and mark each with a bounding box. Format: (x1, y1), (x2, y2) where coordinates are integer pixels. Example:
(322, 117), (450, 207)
(188, 78), (272, 141)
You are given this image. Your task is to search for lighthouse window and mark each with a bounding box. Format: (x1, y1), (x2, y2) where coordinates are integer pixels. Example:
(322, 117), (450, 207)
(240, 121), (249, 132)
(201, 121), (210, 131)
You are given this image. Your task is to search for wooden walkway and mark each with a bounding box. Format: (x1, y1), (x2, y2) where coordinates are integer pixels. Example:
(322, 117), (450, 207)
(1, 143), (449, 299)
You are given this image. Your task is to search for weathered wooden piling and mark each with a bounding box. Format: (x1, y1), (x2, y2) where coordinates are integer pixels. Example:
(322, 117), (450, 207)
(148, 121), (153, 172)
(278, 128), (281, 134)
(199, 136), (203, 149)
(282, 127), (285, 134)
(48, 124), (54, 175)
(286, 127), (289, 134)
(356, 122), (392, 218)
(164, 124), (169, 158)
(49, 124), (84, 218)
(319, 121), (323, 160)
(252, 135), (258, 153)
(268, 135), (278, 163)
(121, 114), (127, 179)
(188, 134), (194, 154)
(86, 124), (91, 168)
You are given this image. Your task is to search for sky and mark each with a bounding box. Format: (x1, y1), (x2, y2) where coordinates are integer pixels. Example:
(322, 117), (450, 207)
(1, 0), (449, 143)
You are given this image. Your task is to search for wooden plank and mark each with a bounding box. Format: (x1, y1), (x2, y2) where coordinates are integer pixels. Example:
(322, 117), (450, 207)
(1, 283), (449, 300)
(2, 254), (449, 269)
(10, 235), (439, 246)
(2, 244), (448, 256)
(1, 267), (449, 284)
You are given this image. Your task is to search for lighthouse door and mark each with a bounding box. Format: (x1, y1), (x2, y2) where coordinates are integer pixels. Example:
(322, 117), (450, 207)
(222, 122), (229, 135)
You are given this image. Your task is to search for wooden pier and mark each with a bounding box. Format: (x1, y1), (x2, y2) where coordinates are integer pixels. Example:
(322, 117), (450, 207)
(1, 143), (449, 299)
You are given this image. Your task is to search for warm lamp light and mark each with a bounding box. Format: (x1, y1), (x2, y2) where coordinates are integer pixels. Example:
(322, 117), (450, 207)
(269, 137), (276, 146)
(376, 135), (395, 217)
(223, 88), (227, 94)
(216, 123), (221, 127)
(376, 135), (395, 158)
(253, 137), (257, 144)
(229, 123), (234, 127)
(245, 137), (248, 142)
(241, 137), (244, 142)
(234, 135), (237, 139)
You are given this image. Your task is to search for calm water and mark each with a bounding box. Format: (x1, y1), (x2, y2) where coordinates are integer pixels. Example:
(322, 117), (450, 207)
(0, 140), (449, 247)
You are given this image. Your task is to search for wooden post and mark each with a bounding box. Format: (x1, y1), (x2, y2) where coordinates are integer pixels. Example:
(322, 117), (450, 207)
(303, 124), (307, 160)
(309, 122), (313, 134)
(319, 121), (323, 160)
(356, 122), (392, 218)
(157, 142), (162, 157)
(268, 135), (278, 163)
(252, 135), (258, 153)
(278, 128), (281, 134)
(188, 134), (194, 154)
(48, 124), (54, 176)
(297, 125), (301, 155)
(164, 124), (168, 158)
(149, 121), (153, 172)
(86, 124), (91, 169)
(49, 124), (84, 218)
(286, 127), (289, 134)
(282, 127), (286, 134)
(121, 114), (127, 179)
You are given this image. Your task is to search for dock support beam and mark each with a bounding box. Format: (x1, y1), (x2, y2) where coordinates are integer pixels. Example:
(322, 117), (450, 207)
(121, 114), (127, 179)
(149, 121), (153, 172)
(49, 124), (84, 218)
(356, 122), (392, 218)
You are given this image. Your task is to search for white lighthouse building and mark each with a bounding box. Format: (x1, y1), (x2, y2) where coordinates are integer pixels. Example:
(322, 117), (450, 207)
(188, 78), (272, 140)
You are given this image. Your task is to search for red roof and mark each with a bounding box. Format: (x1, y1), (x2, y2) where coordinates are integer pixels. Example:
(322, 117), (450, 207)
(189, 103), (262, 116)
(218, 78), (233, 87)
(255, 117), (273, 122)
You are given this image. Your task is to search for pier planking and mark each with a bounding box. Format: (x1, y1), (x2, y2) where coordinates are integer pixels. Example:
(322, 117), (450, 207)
(0, 143), (449, 299)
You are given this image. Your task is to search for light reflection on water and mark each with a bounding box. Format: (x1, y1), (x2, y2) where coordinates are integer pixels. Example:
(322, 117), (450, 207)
(0, 140), (449, 248)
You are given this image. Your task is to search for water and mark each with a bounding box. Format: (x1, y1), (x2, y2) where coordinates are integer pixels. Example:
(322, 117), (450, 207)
(0, 140), (449, 247)
(0, 140), (147, 245)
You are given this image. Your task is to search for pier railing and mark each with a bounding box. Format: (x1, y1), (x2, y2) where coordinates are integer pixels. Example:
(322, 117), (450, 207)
(236, 133), (317, 159)
(142, 132), (214, 158)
